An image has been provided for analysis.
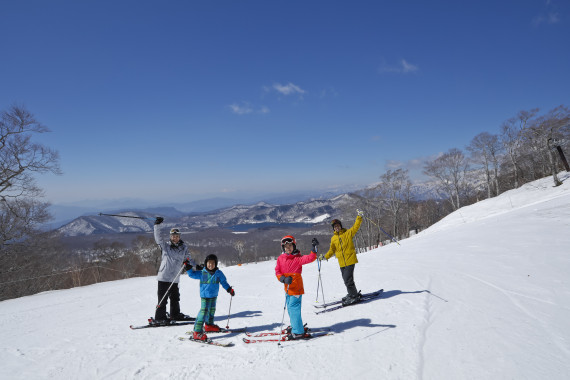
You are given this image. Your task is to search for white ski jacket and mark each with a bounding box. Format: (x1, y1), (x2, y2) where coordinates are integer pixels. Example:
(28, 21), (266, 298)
(154, 224), (195, 283)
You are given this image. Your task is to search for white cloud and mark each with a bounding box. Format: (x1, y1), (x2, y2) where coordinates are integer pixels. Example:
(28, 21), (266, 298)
(386, 160), (404, 169)
(379, 59), (419, 74)
(401, 59), (419, 73)
(533, 12), (560, 26)
(228, 103), (253, 115)
(228, 103), (270, 115)
(549, 12), (560, 23)
(532, 0), (561, 27)
(273, 82), (306, 95)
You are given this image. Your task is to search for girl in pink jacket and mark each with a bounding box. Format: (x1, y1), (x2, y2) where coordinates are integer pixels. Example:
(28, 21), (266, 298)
(275, 235), (317, 339)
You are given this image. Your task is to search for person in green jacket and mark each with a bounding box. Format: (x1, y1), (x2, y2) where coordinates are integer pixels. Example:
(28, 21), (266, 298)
(323, 210), (364, 306)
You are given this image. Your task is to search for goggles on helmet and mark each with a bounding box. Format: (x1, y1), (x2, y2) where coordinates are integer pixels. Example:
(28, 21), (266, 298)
(170, 228), (180, 235)
(281, 236), (296, 245)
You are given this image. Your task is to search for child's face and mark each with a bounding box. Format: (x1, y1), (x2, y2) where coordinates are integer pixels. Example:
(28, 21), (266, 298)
(283, 242), (294, 254)
(206, 260), (216, 270)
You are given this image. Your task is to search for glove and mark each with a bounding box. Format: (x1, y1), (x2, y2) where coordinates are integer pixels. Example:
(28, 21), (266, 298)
(279, 275), (293, 285)
(227, 287), (235, 296)
(357, 209), (364, 216)
(311, 238), (319, 252)
(195, 264), (204, 271)
(154, 217), (164, 225)
(318, 254), (326, 261)
(183, 259), (193, 271)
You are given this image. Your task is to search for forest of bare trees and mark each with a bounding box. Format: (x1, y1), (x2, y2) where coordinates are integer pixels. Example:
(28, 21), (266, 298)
(346, 105), (570, 250)
(1, 105), (568, 301)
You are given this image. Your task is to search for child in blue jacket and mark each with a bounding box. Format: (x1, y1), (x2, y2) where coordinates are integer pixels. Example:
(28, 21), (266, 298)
(187, 254), (235, 341)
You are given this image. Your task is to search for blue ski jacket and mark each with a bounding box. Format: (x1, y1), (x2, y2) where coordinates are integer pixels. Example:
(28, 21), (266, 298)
(187, 267), (231, 298)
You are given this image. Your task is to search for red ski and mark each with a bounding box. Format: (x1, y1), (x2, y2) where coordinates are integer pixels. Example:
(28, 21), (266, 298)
(242, 331), (333, 343)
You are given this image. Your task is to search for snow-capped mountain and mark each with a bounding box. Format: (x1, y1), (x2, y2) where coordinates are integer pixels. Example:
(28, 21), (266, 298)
(56, 211), (156, 237)
(56, 194), (359, 237)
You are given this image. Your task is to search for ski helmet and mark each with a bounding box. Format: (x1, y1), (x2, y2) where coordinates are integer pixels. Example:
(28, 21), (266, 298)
(331, 219), (342, 229)
(204, 254), (218, 268)
(281, 235), (296, 252)
(170, 228), (180, 235)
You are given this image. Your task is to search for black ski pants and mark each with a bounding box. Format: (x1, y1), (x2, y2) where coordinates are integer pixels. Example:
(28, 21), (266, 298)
(340, 264), (358, 297)
(155, 281), (181, 320)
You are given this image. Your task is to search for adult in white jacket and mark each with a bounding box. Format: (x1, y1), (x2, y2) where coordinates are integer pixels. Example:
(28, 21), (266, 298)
(154, 217), (196, 322)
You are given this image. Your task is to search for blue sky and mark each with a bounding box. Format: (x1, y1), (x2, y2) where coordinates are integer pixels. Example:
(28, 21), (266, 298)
(1, 0), (569, 205)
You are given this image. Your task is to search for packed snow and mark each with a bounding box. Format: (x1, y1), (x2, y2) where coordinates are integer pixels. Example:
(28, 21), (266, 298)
(1, 174), (569, 379)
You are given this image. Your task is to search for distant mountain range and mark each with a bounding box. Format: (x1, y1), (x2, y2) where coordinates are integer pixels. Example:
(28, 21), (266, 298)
(55, 194), (359, 237)
(45, 187), (361, 229)
(52, 180), (444, 237)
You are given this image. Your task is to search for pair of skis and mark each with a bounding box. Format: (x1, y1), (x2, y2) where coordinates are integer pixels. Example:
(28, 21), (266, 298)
(242, 329), (333, 343)
(314, 289), (384, 314)
(129, 316), (196, 330)
(178, 327), (332, 345)
(179, 327), (247, 347)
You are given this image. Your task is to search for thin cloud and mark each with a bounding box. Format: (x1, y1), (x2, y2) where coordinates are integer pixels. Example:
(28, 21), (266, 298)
(401, 59), (419, 73)
(379, 59), (419, 74)
(386, 160), (404, 169)
(273, 82), (306, 96)
(387, 155), (442, 171)
(532, 12), (560, 26)
(532, 0), (561, 27)
(228, 102), (270, 115)
(319, 86), (339, 99)
(228, 103), (253, 115)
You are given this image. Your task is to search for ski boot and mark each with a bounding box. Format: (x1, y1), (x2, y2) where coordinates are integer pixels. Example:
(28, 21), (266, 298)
(204, 323), (222, 332)
(171, 312), (193, 321)
(287, 331), (312, 340)
(192, 331), (208, 341)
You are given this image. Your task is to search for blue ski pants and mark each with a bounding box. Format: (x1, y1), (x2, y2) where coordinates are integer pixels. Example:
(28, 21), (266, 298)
(286, 294), (304, 334)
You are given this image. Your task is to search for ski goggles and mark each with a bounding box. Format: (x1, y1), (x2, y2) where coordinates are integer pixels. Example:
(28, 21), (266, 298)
(170, 228), (180, 235)
(281, 237), (295, 245)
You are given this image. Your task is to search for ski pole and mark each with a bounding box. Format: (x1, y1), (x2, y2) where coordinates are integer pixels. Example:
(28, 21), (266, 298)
(315, 247), (326, 304)
(225, 295), (233, 329)
(98, 212), (157, 221)
(315, 254), (321, 302)
(361, 214), (401, 245)
(155, 264), (186, 312)
(278, 284), (290, 347)
(318, 260), (325, 304)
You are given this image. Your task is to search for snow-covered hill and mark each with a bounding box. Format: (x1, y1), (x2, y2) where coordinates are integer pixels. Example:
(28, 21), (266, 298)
(1, 174), (569, 379)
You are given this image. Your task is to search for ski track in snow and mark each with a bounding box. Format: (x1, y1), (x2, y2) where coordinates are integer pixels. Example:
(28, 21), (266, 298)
(416, 275), (433, 380)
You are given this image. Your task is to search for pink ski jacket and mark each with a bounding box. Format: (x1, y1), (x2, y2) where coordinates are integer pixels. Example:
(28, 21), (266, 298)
(275, 250), (316, 296)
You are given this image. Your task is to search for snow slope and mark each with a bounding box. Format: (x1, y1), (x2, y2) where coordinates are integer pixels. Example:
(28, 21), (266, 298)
(1, 174), (569, 380)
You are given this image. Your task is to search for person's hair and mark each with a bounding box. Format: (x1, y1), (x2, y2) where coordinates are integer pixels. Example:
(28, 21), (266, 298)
(331, 219), (342, 229)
